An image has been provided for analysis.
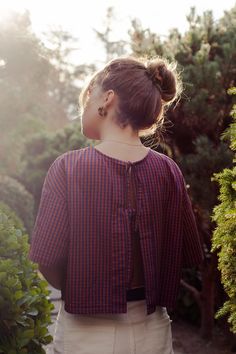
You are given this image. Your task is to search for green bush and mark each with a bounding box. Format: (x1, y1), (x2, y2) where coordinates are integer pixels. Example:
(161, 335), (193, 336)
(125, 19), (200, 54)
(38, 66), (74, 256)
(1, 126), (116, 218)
(211, 87), (236, 333)
(0, 175), (34, 235)
(0, 208), (54, 353)
(0, 202), (25, 232)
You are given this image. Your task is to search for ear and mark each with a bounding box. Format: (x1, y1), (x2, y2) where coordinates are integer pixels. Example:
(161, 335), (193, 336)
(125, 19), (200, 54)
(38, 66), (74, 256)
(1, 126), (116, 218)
(103, 90), (115, 106)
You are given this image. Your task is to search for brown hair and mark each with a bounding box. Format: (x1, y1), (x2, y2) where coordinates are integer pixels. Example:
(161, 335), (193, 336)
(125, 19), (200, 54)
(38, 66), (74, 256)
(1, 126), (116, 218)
(79, 55), (183, 139)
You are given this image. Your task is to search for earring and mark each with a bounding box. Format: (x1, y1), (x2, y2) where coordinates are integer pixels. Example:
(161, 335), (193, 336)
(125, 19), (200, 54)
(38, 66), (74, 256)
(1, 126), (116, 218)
(98, 106), (107, 117)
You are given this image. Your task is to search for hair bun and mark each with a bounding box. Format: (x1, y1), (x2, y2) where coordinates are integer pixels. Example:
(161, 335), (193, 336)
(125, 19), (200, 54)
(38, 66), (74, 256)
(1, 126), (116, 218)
(146, 58), (180, 103)
(146, 62), (165, 85)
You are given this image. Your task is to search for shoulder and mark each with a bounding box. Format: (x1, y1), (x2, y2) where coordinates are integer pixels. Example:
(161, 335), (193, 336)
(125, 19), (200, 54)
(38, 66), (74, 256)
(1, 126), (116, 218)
(150, 150), (187, 196)
(152, 150), (184, 179)
(43, 149), (87, 197)
(50, 147), (89, 169)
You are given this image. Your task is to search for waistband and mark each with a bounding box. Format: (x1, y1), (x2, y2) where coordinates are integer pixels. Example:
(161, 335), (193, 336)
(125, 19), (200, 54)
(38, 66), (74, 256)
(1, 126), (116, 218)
(126, 287), (145, 301)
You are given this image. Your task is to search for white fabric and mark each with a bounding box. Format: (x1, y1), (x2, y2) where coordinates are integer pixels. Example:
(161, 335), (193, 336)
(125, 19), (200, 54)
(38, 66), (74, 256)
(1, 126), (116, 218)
(52, 300), (174, 354)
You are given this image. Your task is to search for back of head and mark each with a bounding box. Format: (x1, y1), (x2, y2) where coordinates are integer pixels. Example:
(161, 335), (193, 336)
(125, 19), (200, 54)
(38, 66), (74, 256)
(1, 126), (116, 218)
(79, 55), (183, 137)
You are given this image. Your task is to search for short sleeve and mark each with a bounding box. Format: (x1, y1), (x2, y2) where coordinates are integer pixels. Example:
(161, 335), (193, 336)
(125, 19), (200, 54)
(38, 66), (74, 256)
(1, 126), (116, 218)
(181, 176), (204, 267)
(29, 154), (69, 267)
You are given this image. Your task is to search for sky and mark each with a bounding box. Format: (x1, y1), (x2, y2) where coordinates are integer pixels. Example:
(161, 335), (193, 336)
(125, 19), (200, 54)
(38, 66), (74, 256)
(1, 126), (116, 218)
(0, 0), (236, 66)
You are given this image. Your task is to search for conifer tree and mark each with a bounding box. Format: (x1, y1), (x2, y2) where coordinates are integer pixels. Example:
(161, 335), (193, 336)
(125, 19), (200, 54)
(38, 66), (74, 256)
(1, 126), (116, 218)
(211, 87), (236, 334)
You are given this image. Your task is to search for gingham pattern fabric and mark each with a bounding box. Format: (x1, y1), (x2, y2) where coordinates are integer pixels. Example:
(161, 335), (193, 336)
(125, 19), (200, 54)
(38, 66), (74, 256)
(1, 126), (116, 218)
(29, 146), (204, 315)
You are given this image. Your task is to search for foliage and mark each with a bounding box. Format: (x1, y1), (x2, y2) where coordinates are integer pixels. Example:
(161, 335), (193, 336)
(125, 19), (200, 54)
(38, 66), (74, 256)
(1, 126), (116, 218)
(178, 135), (233, 214)
(211, 88), (236, 333)
(41, 26), (96, 117)
(0, 175), (34, 234)
(0, 11), (94, 176)
(0, 202), (25, 232)
(0, 11), (54, 175)
(0, 208), (54, 353)
(93, 7), (128, 62)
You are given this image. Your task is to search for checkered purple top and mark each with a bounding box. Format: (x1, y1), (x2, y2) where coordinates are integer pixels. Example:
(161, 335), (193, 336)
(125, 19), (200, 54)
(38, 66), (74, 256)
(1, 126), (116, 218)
(29, 146), (204, 315)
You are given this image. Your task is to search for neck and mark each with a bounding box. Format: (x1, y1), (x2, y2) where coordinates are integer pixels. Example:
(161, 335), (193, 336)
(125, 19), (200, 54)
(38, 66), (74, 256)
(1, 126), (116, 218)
(101, 138), (141, 144)
(99, 123), (140, 145)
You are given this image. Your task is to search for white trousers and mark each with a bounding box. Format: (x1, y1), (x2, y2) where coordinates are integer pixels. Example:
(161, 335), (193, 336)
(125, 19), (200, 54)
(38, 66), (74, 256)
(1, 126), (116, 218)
(52, 300), (174, 354)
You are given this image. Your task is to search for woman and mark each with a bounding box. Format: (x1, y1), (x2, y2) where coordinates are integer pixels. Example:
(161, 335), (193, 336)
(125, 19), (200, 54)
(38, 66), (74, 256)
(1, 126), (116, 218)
(29, 56), (204, 354)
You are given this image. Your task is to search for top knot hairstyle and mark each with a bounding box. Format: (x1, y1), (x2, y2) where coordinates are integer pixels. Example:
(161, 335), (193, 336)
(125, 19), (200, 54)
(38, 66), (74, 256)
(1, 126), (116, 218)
(79, 55), (183, 137)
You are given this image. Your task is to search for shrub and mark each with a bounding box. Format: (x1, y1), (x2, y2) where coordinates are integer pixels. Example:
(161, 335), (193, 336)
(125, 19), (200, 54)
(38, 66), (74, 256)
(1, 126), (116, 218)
(211, 87), (236, 333)
(0, 201), (25, 232)
(0, 175), (34, 235)
(0, 208), (54, 353)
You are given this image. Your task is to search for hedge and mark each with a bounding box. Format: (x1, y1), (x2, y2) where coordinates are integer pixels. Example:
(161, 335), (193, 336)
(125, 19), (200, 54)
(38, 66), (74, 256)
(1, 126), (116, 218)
(0, 207), (54, 353)
(0, 175), (34, 235)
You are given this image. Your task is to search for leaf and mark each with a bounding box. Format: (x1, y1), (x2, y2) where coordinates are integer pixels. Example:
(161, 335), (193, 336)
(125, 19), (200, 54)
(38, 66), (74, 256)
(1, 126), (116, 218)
(27, 308), (38, 316)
